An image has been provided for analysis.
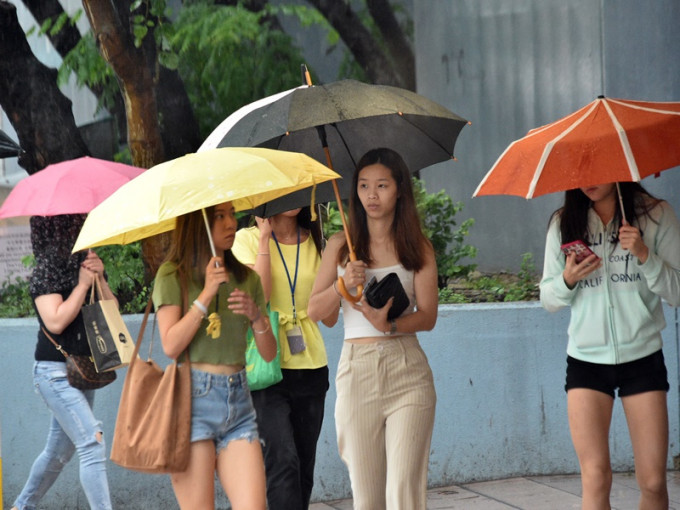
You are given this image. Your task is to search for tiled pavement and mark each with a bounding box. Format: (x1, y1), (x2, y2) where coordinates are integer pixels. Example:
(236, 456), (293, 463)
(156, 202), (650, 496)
(310, 471), (680, 509)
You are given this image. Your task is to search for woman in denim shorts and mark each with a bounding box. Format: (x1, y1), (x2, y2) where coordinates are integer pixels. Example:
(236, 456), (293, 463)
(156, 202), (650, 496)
(541, 182), (680, 509)
(153, 201), (277, 509)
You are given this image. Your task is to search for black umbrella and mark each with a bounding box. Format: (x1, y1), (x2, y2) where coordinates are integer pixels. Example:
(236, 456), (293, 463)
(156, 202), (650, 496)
(200, 77), (469, 300)
(0, 128), (22, 159)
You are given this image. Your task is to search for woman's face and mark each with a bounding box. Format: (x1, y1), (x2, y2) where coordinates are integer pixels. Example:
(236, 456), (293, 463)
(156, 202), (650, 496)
(211, 201), (237, 252)
(356, 163), (398, 219)
(580, 183), (617, 203)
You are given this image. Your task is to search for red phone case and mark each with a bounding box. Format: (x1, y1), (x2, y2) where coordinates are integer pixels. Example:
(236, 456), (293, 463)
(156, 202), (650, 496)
(560, 240), (597, 263)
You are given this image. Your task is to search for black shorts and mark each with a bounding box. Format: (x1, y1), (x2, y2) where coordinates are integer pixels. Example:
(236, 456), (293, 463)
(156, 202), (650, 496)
(565, 350), (669, 398)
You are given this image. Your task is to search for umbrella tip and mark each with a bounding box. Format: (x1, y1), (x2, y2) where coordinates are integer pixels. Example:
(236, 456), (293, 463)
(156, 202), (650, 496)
(598, 94), (606, 99)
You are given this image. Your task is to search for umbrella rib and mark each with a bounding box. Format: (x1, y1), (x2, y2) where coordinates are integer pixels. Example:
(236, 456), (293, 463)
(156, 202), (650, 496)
(608, 98), (680, 116)
(602, 100), (640, 181)
(396, 114), (461, 160)
(526, 102), (600, 198)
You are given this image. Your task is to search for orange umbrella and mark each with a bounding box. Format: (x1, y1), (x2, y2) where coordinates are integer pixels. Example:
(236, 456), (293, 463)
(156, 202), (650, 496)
(474, 96), (680, 202)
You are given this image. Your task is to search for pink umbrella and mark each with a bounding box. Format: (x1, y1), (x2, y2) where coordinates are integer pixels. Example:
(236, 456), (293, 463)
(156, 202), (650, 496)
(0, 156), (145, 218)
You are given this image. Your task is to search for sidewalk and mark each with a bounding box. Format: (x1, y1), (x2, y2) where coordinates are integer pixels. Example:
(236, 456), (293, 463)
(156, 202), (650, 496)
(311, 471), (680, 509)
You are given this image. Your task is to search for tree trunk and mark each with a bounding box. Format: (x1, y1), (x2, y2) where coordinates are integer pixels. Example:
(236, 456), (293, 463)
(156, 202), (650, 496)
(81, 0), (164, 169)
(299, 0), (404, 87)
(0, 1), (88, 174)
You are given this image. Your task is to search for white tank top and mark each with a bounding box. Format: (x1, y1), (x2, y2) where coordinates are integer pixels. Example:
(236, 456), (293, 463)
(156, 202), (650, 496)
(338, 263), (416, 339)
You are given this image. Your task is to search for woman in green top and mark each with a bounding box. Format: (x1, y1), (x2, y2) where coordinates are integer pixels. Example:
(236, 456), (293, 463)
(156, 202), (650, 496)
(152, 201), (276, 510)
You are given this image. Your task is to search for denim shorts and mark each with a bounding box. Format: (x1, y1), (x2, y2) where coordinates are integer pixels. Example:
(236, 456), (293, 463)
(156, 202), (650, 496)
(565, 350), (669, 398)
(190, 368), (259, 453)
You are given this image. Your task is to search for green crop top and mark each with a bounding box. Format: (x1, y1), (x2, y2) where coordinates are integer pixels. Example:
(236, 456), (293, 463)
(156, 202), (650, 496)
(152, 261), (266, 366)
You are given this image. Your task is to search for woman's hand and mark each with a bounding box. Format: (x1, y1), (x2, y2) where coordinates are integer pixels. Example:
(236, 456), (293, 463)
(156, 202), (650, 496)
(203, 256), (228, 297)
(81, 250), (105, 276)
(562, 252), (601, 289)
(227, 288), (261, 322)
(352, 295), (393, 333)
(343, 260), (368, 289)
(256, 216), (273, 239)
(619, 224), (649, 263)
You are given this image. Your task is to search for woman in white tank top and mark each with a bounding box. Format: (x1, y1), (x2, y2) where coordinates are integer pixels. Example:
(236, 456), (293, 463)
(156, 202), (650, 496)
(309, 148), (438, 510)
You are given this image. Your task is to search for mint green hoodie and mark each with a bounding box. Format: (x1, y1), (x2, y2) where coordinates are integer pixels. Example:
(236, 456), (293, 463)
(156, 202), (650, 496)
(540, 200), (680, 365)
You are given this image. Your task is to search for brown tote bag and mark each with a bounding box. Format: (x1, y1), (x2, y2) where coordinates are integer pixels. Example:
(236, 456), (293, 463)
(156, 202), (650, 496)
(110, 295), (192, 473)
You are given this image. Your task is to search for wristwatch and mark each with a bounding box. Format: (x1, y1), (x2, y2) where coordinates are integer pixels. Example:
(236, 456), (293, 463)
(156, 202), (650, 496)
(384, 319), (397, 335)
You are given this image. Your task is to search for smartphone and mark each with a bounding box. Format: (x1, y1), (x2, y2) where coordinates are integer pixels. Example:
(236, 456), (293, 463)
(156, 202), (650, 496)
(560, 240), (598, 263)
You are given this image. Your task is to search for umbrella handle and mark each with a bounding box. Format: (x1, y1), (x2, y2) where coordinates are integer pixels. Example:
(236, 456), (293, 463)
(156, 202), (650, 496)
(336, 249), (364, 304)
(336, 276), (363, 304)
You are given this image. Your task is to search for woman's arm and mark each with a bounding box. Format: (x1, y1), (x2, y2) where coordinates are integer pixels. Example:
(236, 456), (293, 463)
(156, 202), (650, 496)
(34, 263), (93, 334)
(250, 218), (273, 301)
(308, 234), (344, 325)
(352, 242), (438, 335)
(157, 256), (226, 359)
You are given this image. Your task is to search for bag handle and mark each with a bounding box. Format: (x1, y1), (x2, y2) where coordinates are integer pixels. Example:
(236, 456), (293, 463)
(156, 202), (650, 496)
(130, 274), (191, 367)
(88, 274), (106, 305)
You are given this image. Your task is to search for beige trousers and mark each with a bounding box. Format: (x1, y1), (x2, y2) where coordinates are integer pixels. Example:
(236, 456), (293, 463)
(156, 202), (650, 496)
(335, 335), (436, 510)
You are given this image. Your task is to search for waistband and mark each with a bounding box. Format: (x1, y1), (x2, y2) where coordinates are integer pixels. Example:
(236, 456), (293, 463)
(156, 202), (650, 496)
(191, 367), (248, 388)
(341, 334), (419, 359)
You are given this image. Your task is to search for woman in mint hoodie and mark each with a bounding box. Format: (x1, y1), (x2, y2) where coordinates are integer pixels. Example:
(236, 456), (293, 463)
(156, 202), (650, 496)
(540, 182), (680, 510)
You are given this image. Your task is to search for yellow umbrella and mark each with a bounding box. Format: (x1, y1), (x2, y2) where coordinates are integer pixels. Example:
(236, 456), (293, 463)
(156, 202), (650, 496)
(73, 147), (341, 251)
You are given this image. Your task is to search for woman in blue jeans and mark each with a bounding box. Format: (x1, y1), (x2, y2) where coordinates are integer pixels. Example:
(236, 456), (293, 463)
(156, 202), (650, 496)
(12, 215), (115, 510)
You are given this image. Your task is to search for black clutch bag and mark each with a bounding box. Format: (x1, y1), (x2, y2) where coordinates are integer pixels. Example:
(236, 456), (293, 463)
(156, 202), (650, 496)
(363, 272), (410, 320)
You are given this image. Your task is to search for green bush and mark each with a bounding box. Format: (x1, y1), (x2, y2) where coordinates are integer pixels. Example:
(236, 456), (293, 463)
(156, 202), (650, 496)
(0, 245), (149, 318)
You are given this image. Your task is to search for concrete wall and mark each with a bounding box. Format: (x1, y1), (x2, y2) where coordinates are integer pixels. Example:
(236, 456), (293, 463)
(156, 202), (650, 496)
(414, 0), (680, 273)
(1, 303), (678, 508)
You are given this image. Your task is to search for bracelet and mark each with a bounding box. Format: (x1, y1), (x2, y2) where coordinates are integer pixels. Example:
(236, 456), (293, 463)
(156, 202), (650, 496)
(253, 319), (271, 335)
(193, 299), (208, 316)
(191, 305), (206, 320)
(332, 280), (342, 298)
(257, 252), (270, 256)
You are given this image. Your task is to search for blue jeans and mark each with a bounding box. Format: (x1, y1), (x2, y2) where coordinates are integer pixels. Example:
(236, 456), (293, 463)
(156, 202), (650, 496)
(13, 361), (112, 510)
(251, 366), (329, 510)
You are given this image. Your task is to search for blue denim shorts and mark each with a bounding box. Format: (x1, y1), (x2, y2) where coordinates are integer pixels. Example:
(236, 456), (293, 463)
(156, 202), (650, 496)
(190, 368), (259, 453)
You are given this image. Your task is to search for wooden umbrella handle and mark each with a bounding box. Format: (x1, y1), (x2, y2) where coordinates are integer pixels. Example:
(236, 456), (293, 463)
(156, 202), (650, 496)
(336, 249), (363, 304)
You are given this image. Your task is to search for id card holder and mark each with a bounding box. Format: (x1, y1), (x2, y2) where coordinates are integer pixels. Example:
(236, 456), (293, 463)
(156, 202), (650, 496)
(286, 325), (306, 354)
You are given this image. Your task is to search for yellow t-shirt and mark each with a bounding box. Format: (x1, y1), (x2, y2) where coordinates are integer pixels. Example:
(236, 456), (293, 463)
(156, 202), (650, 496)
(232, 226), (328, 369)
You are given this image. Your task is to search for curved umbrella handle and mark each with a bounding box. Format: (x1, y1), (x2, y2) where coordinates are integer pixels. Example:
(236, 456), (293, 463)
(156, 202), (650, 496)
(336, 276), (363, 304)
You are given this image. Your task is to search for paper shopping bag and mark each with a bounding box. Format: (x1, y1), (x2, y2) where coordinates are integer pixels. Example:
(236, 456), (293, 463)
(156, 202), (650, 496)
(82, 275), (135, 372)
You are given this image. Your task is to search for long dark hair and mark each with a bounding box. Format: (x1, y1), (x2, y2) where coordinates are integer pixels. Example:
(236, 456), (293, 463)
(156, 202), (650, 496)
(164, 205), (249, 283)
(551, 182), (660, 244)
(337, 148), (431, 271)
(296, 206), (323, 256)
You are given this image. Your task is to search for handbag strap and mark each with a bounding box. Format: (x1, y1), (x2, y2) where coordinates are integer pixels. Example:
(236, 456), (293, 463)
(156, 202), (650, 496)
(42, 327), (70, 359)
(131, 274), (191, 365)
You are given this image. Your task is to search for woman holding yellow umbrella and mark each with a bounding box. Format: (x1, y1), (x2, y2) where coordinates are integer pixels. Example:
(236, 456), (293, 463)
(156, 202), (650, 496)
(153, 201), (275, 509)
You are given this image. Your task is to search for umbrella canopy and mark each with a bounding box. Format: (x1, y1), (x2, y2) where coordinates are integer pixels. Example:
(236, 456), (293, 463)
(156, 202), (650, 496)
(0, 156), (145, 219)
(72, 147), (340, 251)
(0, 128), (22, 159)
(473, 96), (680, 199)
(200, 79), (469, 217)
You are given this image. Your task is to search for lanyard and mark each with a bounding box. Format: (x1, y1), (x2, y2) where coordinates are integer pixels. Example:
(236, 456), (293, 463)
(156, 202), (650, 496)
(271, 227), (300, 324)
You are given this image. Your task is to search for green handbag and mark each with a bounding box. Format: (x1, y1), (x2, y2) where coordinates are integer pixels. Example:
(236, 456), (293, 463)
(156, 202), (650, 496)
(245, 306), (282, 390)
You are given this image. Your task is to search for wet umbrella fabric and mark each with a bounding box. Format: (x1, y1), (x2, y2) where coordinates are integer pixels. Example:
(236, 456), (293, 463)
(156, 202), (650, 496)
(473, 97), (680, 199)
(72, 147), (340, 251)
(0, 156), (145, 219)
(200, 79), (469, 217)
